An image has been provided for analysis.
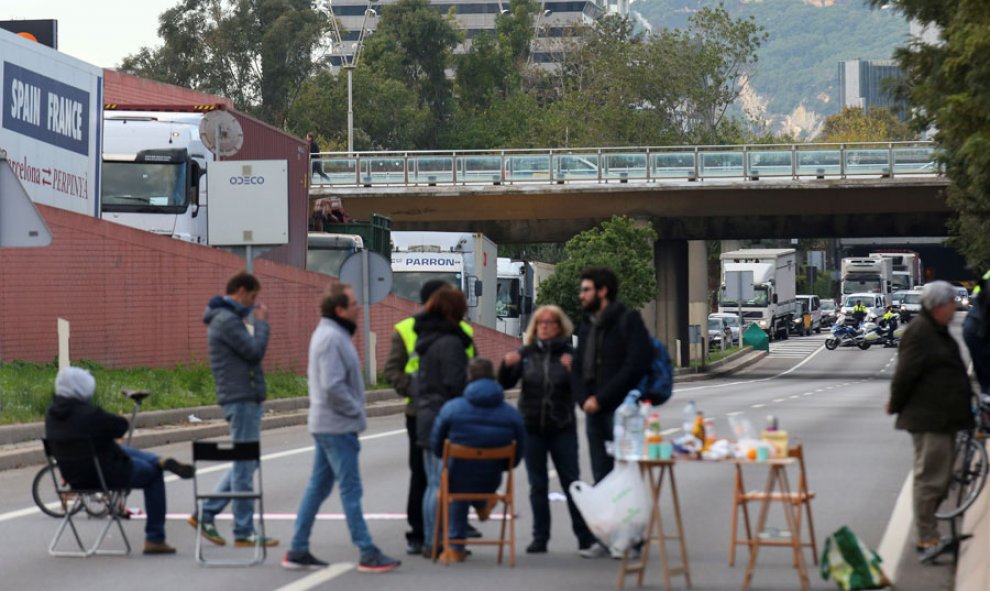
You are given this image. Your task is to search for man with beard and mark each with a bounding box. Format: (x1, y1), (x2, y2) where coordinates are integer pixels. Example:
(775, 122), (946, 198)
(571, 267), (652, 557)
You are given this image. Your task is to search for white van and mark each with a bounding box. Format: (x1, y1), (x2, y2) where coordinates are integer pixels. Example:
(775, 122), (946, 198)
(795, 295), (823, 334)
(841, 293), (886, 320)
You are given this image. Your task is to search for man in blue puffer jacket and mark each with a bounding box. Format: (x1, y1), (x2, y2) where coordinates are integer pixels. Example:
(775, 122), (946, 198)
(431, 358), (525, 562)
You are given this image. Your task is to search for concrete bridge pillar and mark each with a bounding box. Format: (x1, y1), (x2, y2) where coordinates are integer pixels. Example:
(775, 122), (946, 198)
(643, 239), (709, 367)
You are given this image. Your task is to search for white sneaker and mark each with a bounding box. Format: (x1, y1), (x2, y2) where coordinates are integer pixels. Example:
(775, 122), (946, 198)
(579, 543), (609, 559)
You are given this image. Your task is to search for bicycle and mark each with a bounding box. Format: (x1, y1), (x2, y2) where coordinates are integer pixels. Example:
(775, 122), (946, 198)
(33, 389), (150, 518)
(934, 393), (990, 520)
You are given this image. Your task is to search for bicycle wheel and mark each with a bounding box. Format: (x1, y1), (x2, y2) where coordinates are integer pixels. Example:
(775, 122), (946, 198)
(32, 464), (84, 518)
(936, 433), (989, 520)
(81, 492), (111, 518)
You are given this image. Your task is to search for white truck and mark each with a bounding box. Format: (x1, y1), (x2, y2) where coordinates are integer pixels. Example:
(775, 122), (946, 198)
(495, 258), (555, 339)
(390, 231), (498, 329)
(101, 111), (209, 243)
(718, 248), (798, 341)
(0, 30), (103, 217)
(869, 251), (923, 291)
(841, 256), (893, 305)
(307, 231), (364, 277)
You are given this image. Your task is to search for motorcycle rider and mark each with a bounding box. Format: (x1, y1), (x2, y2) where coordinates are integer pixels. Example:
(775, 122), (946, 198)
(880, 305), (899, 346)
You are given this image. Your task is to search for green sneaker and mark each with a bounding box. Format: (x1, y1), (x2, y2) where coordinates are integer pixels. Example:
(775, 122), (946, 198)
(235, 534), (279, 548)
(187, 514), (226, 546)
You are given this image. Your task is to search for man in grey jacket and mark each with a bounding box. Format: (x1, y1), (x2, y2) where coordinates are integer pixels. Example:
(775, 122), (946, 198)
(189, 271), (278, 548)
(282, 283), (401, 573)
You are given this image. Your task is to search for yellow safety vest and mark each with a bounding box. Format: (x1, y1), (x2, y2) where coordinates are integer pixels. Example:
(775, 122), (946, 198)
(974, 270), (990, 296)
(394, 317), (476, 403)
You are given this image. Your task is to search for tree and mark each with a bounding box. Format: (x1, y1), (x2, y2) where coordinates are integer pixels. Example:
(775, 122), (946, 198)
(361, 0), (460, 147)
(868, 0), (990, 269)
(119, 0), (328, 126)
(818, 107), (915, 143)
(536, 216), (657, 324)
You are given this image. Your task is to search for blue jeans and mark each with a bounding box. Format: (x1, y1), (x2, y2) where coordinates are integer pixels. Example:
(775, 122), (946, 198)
(291, 433), (377, 558)
(200, 401), (262, 538)
(586, 410), (615, 484)
(422, 449), (442, 548)
(123, 446), (166, 542)
(525, 428), (595, 548)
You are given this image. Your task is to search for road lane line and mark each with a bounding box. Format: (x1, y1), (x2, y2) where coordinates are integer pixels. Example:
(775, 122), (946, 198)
(750, 404), (765, 408)
(773, 398), (786, 403)
(877, 472), (913, 584)
(0, 428), (408, 523)
(273, 562), (354, 591)
(676, 341), (826, 393)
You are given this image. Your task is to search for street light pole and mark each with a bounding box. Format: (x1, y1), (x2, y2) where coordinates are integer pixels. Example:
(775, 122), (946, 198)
(346, 65), (355, 154)
(327, 0), (376, 155)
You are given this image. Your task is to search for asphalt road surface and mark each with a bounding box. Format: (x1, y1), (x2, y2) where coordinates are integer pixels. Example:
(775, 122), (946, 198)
(0, 329), (955, 591)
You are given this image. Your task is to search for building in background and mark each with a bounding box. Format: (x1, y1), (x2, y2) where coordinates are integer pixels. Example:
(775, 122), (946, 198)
(837, 59), (904, 117)
(327, 0), (604, 67)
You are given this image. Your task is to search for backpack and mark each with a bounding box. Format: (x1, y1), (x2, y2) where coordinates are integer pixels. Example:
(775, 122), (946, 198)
(637, 337), (674, 406)
(820, 526), (890, 591)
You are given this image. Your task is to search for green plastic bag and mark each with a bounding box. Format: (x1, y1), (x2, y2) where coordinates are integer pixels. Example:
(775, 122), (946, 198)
(820, 526), (891, 590)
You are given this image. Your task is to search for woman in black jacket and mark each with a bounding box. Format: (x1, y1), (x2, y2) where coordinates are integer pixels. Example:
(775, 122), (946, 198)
(499, 305), (596, 555)
(414, 286), (474, 556)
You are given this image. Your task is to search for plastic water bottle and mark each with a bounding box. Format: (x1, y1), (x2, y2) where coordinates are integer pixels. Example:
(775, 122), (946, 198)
(682, 400), (698, 434)
(614, 390), (644, 460)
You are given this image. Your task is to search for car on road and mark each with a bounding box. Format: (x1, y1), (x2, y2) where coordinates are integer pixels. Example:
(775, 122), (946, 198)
(899, 289), (923, 321)
(709, 313), (742, 346)
(820, 298), (838, 327)
(841, 293), (886, 321)
(955, 286), (972, 310)
(795, 294), (823, 334)
(891, 290), (910, 311)
(708, 316), (733, 351)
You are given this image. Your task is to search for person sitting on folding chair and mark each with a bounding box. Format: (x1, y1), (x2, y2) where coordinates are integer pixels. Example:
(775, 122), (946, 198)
(44, 366), (194, 555)
(430, 358), (526, 562)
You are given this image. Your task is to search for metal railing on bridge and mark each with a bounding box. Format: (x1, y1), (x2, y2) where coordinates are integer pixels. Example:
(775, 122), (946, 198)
(310, 141), (938, 188)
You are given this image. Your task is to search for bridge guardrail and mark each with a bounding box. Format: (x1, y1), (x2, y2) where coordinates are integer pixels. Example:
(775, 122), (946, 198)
(310, 141), (938, 188)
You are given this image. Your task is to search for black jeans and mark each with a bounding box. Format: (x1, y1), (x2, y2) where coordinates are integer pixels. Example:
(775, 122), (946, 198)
(525, 427), (595, 547)
(964, 313), (990, 394)
(405, 414), (427, 543)
(585, 409), (615, 484)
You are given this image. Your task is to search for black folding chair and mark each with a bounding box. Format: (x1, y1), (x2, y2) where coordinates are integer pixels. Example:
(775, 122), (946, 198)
(41, 438), (131, 557)
(191, 440), (266, 566)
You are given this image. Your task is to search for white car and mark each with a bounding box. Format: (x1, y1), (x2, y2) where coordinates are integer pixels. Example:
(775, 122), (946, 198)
(840, 293), (886, 321)
(900, 289), (923, 321)
(709, 313), (742, 346)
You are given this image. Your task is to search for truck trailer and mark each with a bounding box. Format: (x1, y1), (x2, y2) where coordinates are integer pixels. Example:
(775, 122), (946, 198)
(391, 231), (498, 329)
(841, 256), (893, 305)
(718, 248), (798, 341)
(495, 258), (555, 339)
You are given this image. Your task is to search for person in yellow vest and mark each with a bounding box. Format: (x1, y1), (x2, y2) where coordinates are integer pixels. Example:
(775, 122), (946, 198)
(383, 280), (476, 556)
(880, 305), (899, 346)
(963, 270), (990, 394)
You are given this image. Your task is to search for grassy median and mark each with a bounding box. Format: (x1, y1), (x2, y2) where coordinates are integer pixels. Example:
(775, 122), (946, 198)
(0, 361), (311, 425)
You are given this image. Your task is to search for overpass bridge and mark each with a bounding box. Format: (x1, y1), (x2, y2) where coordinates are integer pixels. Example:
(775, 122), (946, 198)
(309, 141), (951, 364)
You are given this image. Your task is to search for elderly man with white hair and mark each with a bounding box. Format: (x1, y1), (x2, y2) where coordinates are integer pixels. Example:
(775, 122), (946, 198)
(44, 366), (195, 555)
(887, 280), (974, 563)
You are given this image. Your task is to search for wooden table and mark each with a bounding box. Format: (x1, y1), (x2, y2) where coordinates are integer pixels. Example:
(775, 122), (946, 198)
(732, 457), (810, 591)
(616, 459), (692, 591)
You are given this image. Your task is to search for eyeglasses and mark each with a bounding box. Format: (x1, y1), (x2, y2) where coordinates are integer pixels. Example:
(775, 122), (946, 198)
(579, 286), (595, 293)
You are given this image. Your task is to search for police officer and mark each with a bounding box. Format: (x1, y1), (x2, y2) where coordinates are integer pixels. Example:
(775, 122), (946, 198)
(383, 280), (477, 555)
(851, 301), (869, 325)
(881, 305), (899, 346)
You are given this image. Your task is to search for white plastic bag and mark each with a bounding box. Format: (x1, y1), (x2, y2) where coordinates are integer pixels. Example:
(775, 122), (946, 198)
(569, 461), (651, 552)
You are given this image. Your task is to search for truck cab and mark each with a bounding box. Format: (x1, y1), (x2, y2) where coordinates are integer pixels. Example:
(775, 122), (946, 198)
(307, 232), (364, 277)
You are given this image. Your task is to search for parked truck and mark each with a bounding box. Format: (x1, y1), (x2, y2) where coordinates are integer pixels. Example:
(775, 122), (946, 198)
(390, 231), (498, 329)
(0, 30), (103, 217)
(718, 248), (798, 341)
(495, 258), (555, 339)
(841, 256), (893, 305)
(869, 251), (923, 291)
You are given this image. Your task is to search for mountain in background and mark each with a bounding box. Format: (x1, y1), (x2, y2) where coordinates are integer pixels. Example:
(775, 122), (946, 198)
(632, 0), (910, 137)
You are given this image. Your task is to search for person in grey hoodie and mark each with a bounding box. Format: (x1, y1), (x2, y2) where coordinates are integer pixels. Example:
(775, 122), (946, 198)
(282, 282), (401, 573)
(189, 271), (277, 548)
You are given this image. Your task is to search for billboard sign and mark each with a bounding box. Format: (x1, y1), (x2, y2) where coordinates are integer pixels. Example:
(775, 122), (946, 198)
(0, 30), (102, 217)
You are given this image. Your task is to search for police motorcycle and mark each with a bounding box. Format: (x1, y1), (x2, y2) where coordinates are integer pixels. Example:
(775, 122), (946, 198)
(876, 311), (906, 348)
(825, 313), (881, 350)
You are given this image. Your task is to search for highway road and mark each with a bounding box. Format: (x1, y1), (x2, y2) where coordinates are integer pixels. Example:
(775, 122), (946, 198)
(0, 328), (956, 591)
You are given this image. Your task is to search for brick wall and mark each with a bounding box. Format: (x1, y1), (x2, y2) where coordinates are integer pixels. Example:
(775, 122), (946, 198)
(0, 206), (521, 374)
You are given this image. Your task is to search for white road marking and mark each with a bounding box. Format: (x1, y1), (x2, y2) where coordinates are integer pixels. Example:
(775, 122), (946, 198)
(773, 398), (786, 403)
(273, 562), (354, 591)
(0, 428), (409, 523)
(676, 340), (827, 393)
(750, 404), (766, 409)
(877, 472), (914, 585)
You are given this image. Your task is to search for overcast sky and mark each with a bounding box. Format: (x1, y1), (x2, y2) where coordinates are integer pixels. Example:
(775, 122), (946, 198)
(4, 0), (177, 68)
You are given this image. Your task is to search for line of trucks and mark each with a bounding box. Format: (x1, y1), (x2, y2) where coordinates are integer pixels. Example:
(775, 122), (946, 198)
(718, 247), (925, 341)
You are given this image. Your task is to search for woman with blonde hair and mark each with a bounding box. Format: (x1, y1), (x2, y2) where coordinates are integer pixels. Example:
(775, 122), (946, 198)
(498, 305), (595, 555)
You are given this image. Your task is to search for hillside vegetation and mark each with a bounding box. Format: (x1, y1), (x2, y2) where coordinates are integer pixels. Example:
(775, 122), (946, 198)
(633, 0), (910, 134)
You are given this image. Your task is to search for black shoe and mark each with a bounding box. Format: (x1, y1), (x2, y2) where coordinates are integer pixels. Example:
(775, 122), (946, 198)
(405, 540), (423, 555)
(526, 540), (548, 554)
(918, 537), (951, 563)
(162, 458), (195, 479)
(465, 523), (482, 538)
(282, 550), (329, 570)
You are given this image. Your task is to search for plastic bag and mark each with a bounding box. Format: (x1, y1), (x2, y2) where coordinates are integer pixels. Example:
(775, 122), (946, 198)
(569, 461), (651, 552)
(820, 526), (891, 590)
